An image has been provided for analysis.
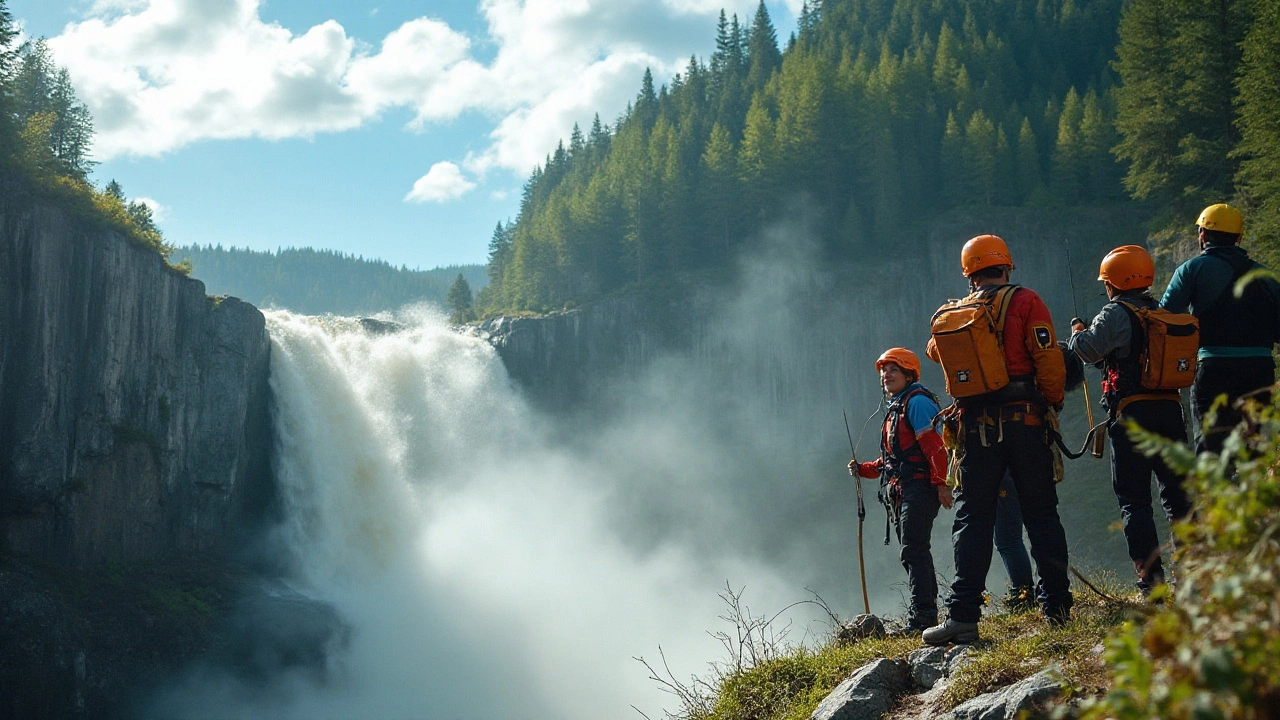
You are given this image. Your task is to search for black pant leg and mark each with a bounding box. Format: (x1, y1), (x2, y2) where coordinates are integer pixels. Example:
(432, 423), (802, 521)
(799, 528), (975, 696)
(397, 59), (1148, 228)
(1193, 357), (1276, 454)
(1004, 421), (1073, 619)
(946, 429), (1003, 624)
(898, 477), (941, 623)
(1109, 411), (1159, 567)
(1138, 401), (1192, 523)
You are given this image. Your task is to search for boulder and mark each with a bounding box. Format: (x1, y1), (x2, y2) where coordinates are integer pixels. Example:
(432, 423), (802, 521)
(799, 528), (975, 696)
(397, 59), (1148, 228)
(810, 658), (911, 720)
(947, 669), (1062, 720)
(837, 614), (887, 644)
(946, 645), (973, 673)
(908, 646), (950, 689)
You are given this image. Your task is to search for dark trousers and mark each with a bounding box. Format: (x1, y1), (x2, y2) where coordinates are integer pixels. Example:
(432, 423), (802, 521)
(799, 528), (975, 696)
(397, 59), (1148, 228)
(898, 476), (941, 623)
(946, 418), (1072, 623)
(1109, 399), (1192, 580)
(1192, 356), (1275, 454)
(994, 472), (1034, 590)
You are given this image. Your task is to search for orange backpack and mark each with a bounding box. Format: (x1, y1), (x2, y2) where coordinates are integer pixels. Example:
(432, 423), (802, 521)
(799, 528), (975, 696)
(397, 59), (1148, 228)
(1116, 301), (1199, 390)
(930, 286), (1018, 398)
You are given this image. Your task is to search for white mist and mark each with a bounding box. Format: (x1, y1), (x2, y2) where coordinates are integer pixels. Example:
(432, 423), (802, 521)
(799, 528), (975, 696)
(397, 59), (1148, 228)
(172, 307), (806, 720)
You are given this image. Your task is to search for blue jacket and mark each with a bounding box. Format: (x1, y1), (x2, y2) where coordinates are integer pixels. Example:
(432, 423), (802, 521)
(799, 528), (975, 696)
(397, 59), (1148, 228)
(1159, 245), (1280, 358)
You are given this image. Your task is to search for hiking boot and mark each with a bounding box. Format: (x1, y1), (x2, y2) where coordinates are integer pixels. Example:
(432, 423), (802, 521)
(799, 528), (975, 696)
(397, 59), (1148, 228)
(1002, 586), (1036, 613)
(1137, 565), (1167, 599)
(1044, 607), (1071, 628)
(922, 619), (980, 646)
(901, 616), (938, 633)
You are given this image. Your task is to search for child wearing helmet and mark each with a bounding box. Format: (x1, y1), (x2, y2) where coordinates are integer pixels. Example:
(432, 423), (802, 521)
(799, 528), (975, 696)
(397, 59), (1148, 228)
(848, 347), (954, 631)
(1068, 244), (1191, 596)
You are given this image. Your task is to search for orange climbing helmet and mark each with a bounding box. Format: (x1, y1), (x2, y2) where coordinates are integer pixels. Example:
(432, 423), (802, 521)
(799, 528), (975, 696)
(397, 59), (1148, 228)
(1098, 245), (1155, 291)
(961, 234), (1015, 277)
(875, 347), (921, 377)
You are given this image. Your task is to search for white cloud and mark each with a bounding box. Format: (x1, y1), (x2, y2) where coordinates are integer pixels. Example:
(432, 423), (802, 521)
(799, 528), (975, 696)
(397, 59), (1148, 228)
(405, 162), (476, 203)
(46, 0), (789, 176)
(132, 196), (167, 222)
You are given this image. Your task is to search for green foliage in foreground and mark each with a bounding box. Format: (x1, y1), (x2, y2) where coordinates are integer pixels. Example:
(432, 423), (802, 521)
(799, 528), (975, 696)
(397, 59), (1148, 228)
(1081, 396), (1280, 719)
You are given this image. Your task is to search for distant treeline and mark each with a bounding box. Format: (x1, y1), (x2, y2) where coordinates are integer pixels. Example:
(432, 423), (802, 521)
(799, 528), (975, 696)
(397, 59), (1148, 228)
(178, 244), (487, 316)
(480, 0), (1280, 313)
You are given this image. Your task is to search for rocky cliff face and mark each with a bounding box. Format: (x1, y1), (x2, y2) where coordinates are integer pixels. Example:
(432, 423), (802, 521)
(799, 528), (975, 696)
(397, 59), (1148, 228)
(0, 201), (274, 565)
(0, 201), (296, 718)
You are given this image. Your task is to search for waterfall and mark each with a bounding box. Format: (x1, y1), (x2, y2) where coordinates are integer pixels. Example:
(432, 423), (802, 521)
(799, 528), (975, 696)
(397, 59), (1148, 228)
(164, 306), (801, 720)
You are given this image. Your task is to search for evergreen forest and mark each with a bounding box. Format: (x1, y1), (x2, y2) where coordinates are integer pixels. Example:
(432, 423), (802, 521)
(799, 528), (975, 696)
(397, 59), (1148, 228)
(177, 244), (487, 317)
(479, 0), (1280, 314)
(0, 7), (169, 262)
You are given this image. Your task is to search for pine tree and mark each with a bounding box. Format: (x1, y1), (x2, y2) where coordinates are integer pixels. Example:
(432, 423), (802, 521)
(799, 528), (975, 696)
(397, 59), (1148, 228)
(962, 110), (998, 205)
(0, 0), (18, 153)
(699, 122), (738, 261)
(1112, 0), (1251, 209)
(1078, 89), (1120, 202)
(1235, 0), (1280, 260)
(746, 1), (782, 90)
(1050, 87), (1085, 204)
(1014, 118), (1043, 204)
(939, 111), (965, 207)
(486, 221), (514, 298)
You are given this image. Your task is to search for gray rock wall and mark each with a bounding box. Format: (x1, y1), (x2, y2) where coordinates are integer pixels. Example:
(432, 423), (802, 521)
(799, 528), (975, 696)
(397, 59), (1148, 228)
(0, 202), (273, 567)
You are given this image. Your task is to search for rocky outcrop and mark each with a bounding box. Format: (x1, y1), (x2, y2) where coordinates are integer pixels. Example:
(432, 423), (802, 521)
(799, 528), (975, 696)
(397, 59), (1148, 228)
(477, 294), (686, 409)
(947, 670), (1062, 720)
(0, 202), (274, 566)
(810, 658), (913, 720)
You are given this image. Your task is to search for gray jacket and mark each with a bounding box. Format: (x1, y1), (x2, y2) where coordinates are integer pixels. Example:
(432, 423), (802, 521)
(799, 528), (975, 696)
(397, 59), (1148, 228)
(1067, 291), (1156, 365)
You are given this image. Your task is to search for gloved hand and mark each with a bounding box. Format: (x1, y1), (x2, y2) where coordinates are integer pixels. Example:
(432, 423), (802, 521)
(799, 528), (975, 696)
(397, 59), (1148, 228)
(848, 459), (880, 478)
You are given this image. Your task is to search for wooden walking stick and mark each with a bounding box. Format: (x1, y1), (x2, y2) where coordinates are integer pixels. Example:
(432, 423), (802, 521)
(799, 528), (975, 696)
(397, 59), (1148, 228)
(1065, 239), (1105, 458)
(844, 409), (871, 616)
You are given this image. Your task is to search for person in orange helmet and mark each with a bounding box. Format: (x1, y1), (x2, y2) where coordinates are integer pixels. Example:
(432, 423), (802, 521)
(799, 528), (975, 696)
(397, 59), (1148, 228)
(1068, 245), (1190, 597)
(922, 234), (1072, 646)
(849, 347), (954, 631)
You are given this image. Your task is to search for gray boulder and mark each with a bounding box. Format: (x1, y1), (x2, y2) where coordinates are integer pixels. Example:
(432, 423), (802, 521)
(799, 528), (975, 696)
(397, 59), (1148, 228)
(945, 645), (973, 673)
(810, 658), (911, 720)
(837, 614), (887, 644)
(908, 646), (950, 689)
(947, 669), (1062, 720)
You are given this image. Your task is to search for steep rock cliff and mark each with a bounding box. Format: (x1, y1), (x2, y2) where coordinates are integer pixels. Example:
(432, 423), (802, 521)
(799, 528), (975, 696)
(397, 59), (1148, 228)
(0, 202), (274, 566)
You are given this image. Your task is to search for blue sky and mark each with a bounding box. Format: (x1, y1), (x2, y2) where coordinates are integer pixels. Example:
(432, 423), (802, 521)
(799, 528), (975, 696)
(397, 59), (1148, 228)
(11, 0), (798, 270)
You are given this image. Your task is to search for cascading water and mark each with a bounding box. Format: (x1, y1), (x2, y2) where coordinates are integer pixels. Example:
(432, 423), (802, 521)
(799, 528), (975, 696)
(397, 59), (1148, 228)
(177, 306), (805, 720)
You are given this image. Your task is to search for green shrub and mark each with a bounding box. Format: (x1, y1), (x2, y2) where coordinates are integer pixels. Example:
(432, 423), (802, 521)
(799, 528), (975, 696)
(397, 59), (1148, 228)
(1081, 396), (1280, 719)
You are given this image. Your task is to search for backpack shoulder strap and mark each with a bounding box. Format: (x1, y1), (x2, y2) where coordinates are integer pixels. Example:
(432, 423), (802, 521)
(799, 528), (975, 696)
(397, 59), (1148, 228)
(993, 285), (1019, 329)
(990, 284), (1020, 346)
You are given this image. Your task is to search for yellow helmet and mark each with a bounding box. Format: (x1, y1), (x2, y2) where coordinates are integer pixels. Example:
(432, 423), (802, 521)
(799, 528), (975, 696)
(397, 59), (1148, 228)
(1196, 203), (1244, 234)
